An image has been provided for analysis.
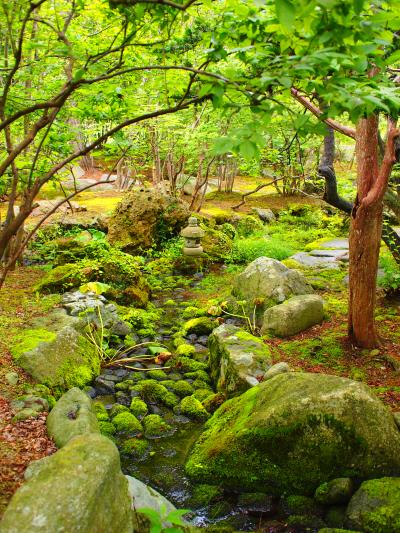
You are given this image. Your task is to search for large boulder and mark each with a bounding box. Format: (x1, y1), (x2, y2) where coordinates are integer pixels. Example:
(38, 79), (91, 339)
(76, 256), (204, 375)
(46, 387), (99, 448)
(185, 373), (400, 496)
(261, 295), (324, 337)
(0, 433), (132, 533)
(11, 309), (100, 391)
(345, 477), (400, 532)
(108, 187), (190, 253)
(208, 324), (272, 396)
(233, 257), (313, 315)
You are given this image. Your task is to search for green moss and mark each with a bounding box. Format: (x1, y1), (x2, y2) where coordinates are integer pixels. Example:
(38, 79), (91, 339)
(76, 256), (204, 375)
(203, 393), (226, 413)
(132, 379), (179, 409)
(129, 398), (148, 418)
(190, 484), (223, 508)
(143, 414), (172, 438)
(98, 421), (116, 436)
(120, 437), (149, 457)
(110, 404), (129, 418)
(185, 370), (210, 383)
(11, 328), (57, 361)
(113, 412), (143, 434)
(115, 381), (130, 391)
(193, 389), (215, 402)
(168, 380), (195, 398)
(236, 215), (264, 237)
(179, 395), (209, 421)
(182, 306), (207, 319)
(173, 357), (208, 372)
(176, 344), (196, 357)
(183, 317), (217, 336)
(285, 495), (318, 515)
(147, 369), (168, 381)
(192, 378), (212, 390)
(94, 401), (109, 421)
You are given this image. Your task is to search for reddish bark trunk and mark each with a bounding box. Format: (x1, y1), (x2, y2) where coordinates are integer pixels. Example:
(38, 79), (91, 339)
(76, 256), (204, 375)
(348, 116), (399, 348)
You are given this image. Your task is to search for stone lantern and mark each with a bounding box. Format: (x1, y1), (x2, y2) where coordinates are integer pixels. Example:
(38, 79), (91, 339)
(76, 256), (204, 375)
(181, 217), (205, 256)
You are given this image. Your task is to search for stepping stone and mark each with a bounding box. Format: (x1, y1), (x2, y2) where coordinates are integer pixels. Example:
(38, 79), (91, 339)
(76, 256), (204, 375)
(290, 252), (340, 269)
(309, 249), (349, 261)
(319, 238), (349, 249)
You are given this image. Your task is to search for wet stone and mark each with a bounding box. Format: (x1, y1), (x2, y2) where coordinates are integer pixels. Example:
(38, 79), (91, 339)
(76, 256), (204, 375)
(130, 390), (141, 398)
(173, 414), (191, 424)
(85, 387), (96, 399)
(198, 336), (209, 346)
(95, 377), (115, 393)
(115, 369), (129, 378)
(187, 334), (198, 342)
(149, 405), (162, 415)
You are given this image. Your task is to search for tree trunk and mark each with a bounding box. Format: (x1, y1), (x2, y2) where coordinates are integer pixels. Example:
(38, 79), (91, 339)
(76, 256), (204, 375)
(348, 115), (384, 348)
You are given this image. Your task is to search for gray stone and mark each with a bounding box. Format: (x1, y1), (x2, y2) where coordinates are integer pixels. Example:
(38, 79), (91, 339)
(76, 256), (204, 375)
(315, 478), (354, 505)
(127, 475), (182, 530)
(0, 433), (132, 533)
(46, 387), (99, 448)
(290, 252), (340, 269)
(186, 373), (400, 495)
(233, 257), (314, 314)
(309, 249), (349, 261)
(261, 295), (324, 337)
(319, 238), (349, 249)
(11, 309), (100, 389)
(5, 371), (19, 385)
(208, 324), (272, 396)
(252, 208), (276, 223)
(264, 362), (290, 380)
(345, 477), (400, 532)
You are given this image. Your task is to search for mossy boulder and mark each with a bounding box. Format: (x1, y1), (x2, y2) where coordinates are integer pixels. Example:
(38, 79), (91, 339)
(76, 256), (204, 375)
(261, 294), (324, 337)
(0, 433), (131, 533)
(315, 478), (354, 506)
(345, 477), (400, 532)
(132, 379), (179, 409)
(176, 343), (196, 357)
(208, 324), (272, 396)
(99, 420), (116, 437)
(121, 437), (149, 457)
(108, 187), (190, 253)
(35, 243), (149, 306)
(233, 257), (314, 316)
(185, 373), (400, 496)
(11, 309), (100, 391)
(46, 387), (99, 448)
(201, 226), (233, 262)
(168, 380), (195, 398)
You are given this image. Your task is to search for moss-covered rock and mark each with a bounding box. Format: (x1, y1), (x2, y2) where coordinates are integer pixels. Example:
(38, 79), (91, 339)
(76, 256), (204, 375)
(168, 380), (195, 397)
(130, 398), (148, 418)
(176, 343), (196, 357)
(208, 324), (272, 396)
(185, 373), (400, 496)
(35, 244), (150, 306)
(202, 226), (233, 262)
(99, 420), (117, 437)
(113, 412), (143, 434)
(189, 484), (224, 508)
(183, 317), (217, 336)
(315, 478), (354, 506)
(132, 379), (179, 409)
(147, 369), (169, 381)
(11, 309), (100, 391)
(121, 437), (149, 457)
(236, 215), (264, 237)
(108, 187), (190, 253)
(0, 434), (131, 533)
(94, 401), (110, 421)
(110, 403), (129, 418)
(46, 387), (99, 448)
(345, 477), (400, 532)
(143, 414), (172, 438)
(179, 395), (209, 421)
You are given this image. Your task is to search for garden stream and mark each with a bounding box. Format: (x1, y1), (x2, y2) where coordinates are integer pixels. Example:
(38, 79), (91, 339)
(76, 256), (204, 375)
(90, 267), (293, 532)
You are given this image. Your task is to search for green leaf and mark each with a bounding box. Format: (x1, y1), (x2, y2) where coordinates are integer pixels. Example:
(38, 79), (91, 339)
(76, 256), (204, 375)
(166, 509), (190, 525)
(239, 140), (257, 159)
(385, 49), (400, 66)
(73, 69), (85, 82)
(275, 0), (295, 30)
(354, 0), (364, 14)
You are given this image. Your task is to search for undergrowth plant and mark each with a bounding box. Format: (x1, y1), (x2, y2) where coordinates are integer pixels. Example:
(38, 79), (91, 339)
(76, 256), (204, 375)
(135, 505), (189, 533)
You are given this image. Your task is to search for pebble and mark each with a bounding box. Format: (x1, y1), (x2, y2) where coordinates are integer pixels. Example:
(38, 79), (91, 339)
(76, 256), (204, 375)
(95, 377), (115, 392)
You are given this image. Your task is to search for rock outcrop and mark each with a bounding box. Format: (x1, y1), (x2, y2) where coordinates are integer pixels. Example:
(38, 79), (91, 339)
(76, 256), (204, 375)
(46, 387), (99, 448)
(0, 433), (132, 533)
(108, 187), (190, 253)
(233, 257), (313, 316)
(186, 372), (400, 496)
(208, 324), (272, 396)
(261, 294), (324, 337)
